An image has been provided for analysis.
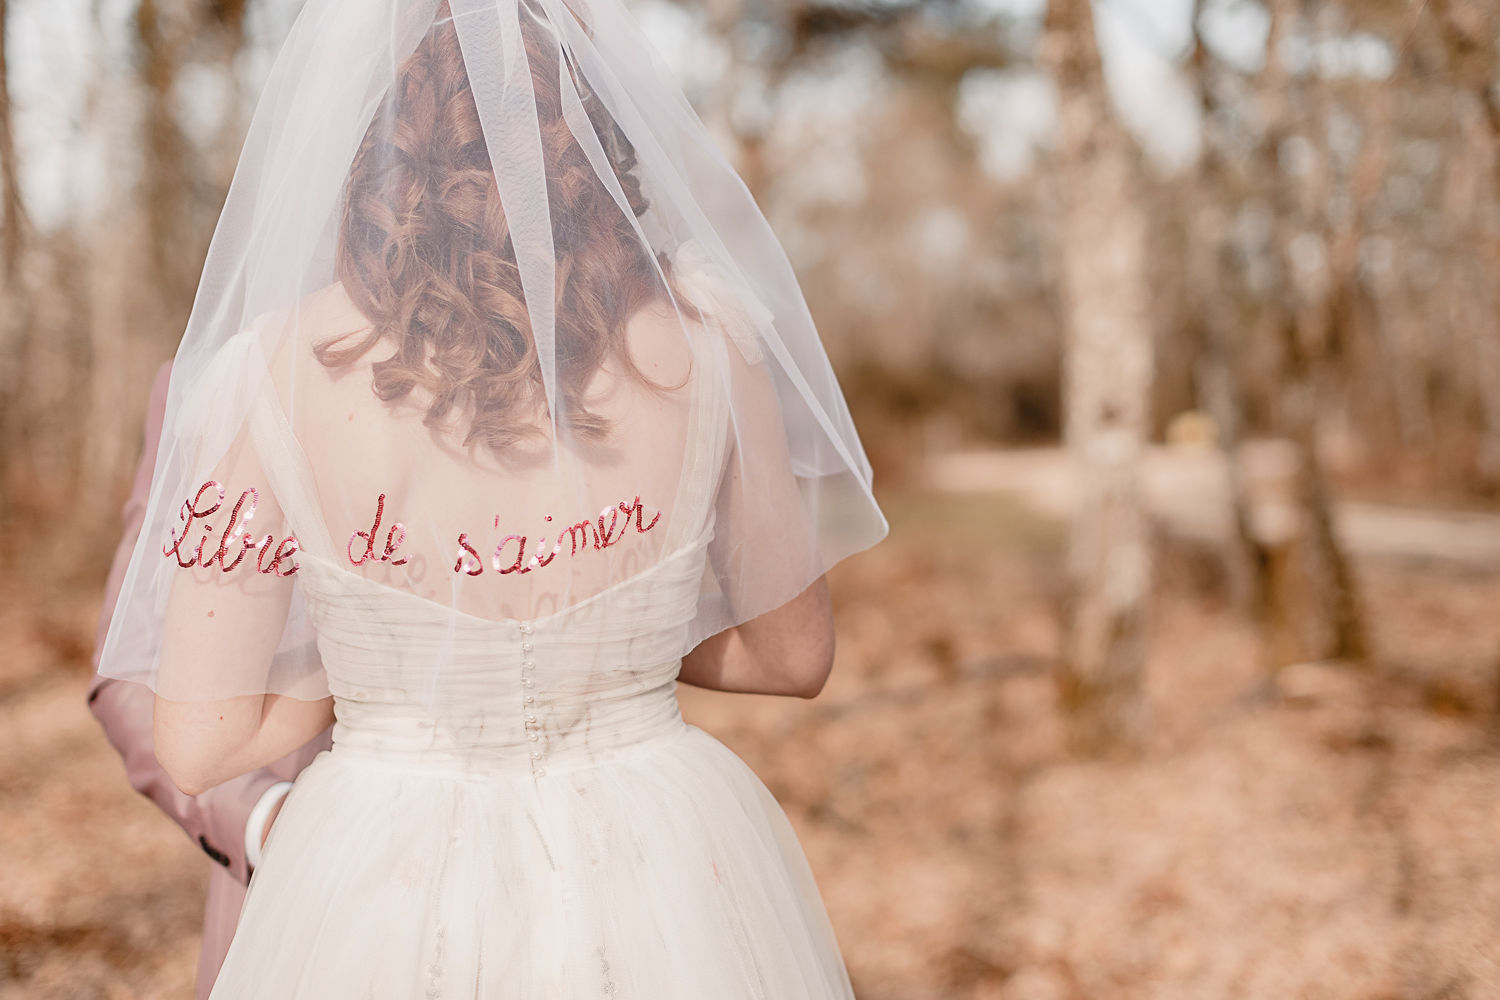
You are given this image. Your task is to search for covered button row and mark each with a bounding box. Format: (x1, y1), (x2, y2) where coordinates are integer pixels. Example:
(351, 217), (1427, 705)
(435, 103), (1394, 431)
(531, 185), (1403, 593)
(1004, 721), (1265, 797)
(520, 622), (543, 775)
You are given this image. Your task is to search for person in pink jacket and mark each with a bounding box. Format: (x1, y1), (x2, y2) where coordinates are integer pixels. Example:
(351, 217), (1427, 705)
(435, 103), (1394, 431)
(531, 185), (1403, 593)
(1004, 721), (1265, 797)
(87, 361), (332, 1000)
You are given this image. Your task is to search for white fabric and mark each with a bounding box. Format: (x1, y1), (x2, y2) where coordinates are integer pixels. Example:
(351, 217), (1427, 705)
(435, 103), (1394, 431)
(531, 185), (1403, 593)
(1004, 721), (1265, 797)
(91, 0), (884, 993)
(220, 733), (853, 997)
(206, 322), (853, 997)
(243, 781), (294, 873)
(97, 0), (887, 706)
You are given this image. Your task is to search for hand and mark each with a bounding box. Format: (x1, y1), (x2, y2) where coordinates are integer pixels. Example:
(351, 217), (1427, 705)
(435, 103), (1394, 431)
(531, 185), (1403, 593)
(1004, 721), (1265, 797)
(260, 795), (286, 850)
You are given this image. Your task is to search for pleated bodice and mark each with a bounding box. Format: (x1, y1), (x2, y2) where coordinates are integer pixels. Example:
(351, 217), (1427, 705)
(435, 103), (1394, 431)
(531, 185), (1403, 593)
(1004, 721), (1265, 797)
(291, 537), (712, 779)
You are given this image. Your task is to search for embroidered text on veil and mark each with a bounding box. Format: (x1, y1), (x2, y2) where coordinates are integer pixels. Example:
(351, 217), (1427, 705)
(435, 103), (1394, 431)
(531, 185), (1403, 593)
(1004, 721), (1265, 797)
(163, 482), (661, 578)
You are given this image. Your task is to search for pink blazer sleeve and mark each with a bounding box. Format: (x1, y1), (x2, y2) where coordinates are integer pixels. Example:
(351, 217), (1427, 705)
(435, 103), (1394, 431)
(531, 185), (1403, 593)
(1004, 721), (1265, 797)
(88, 361), (331, 885)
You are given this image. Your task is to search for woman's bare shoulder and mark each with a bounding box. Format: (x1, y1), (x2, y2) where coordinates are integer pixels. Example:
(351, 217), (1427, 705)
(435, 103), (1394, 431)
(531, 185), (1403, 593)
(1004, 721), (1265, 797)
(253, 283), (374, 372)
(623, 295), (701, 385)
(273, 282), (372, 348)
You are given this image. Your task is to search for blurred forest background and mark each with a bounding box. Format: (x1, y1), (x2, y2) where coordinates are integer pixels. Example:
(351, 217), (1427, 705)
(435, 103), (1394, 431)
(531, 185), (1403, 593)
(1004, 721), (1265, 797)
(4, 0), (1500, 998)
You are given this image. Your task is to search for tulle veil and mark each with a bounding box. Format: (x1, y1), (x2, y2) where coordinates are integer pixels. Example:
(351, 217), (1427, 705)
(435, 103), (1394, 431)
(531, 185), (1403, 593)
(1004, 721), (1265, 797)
(95, 0), (887, 705)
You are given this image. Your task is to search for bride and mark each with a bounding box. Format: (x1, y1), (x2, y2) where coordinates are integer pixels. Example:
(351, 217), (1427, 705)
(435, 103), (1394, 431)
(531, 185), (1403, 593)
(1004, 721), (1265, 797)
(97, 0), (887, 996)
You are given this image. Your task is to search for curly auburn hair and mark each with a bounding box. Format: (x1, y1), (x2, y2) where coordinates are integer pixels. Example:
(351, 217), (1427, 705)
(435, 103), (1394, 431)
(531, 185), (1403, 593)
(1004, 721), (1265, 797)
(326, 0), (669, 450)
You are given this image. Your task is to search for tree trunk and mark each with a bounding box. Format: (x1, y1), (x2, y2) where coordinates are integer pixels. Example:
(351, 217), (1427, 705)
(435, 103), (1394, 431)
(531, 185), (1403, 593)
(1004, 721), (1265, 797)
(1044, 0), (1155, 748)
(0, 0), (21, 281)
(1255, 0), (1367, 667)
(135, 0), (198, 305)
(1185, 0), (1269, 620)
(1432, 0), (1500, 488)
(0, 0), (30, 534)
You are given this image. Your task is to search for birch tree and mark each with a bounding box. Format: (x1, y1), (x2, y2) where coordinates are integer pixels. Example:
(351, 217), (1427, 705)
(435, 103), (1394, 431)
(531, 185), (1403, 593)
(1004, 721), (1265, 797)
(1044, 0), (1155, 746)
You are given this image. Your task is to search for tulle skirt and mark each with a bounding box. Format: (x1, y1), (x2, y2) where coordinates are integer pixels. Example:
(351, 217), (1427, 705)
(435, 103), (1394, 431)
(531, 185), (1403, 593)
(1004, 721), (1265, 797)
(207, 724), (855, 999)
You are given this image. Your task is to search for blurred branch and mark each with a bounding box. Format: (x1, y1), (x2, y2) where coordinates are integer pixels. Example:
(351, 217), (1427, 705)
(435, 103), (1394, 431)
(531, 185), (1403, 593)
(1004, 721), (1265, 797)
(1427, 0), (1500, 484)
(123, 0), (255, 311)
(0, 0), (30, 535)
(134, 0), (195, 300)
(695, 0), (1013, 85)
(789, 2), (1012, 84)
(0, 0), (27, 279)
(1429, 0), (1500, 135)
(205, 0), (250, 44)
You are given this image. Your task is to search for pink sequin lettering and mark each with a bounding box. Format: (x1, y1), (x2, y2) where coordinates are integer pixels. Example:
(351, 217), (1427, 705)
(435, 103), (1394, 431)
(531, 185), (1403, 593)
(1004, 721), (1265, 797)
(200, 487), (260, 572)
(492, 534), (527, 575)
(454, 532), (484, 576)
(565, 519), (598, 554)
(460, 496), (661, 577)
(165, 483), (659, 585)
(617, 495), (661, 533)
(164, 482), (225, 568)
(527, 525), (563, 571)
(262, 537), (300, 577)
(166, 481), (298, 576)
(597, 505), (623, 548)
(349, 493), (409, 567)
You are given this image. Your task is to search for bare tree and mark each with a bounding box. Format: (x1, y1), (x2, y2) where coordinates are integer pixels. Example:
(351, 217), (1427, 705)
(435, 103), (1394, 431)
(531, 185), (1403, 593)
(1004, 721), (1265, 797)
(1431, 0), (1500, 487)
(0, 0), (31, 533)
(1184, 0), (1270, 620)
(0, 0), (21, 281)
(73, 0), (257, 533)
(1252, 0), (1367, 667)
(1044, 0), (1155, 747)
(134, 0), (198, 304)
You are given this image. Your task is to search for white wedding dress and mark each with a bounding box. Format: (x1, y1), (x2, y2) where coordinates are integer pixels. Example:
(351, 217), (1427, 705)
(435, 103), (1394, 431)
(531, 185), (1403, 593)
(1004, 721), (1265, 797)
(201, 312), (857, 999)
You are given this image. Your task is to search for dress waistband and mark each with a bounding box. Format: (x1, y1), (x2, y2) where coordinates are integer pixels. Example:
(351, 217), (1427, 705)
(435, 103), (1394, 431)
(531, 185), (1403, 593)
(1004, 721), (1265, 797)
(326, 678), (686, 780)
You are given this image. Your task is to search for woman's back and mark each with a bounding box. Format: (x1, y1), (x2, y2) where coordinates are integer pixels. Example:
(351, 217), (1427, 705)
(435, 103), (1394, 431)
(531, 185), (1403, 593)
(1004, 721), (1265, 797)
(196, 276), (857, 1000)
(231, 281), (726, 778)
(95, 2), (886, 995)
(200, 286), (859, 1000)
(268, 280), (718, 624)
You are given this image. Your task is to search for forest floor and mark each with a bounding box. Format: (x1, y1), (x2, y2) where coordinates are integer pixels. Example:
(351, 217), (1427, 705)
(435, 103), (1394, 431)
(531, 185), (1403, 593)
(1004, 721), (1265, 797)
(4, 480), (1500, 1000)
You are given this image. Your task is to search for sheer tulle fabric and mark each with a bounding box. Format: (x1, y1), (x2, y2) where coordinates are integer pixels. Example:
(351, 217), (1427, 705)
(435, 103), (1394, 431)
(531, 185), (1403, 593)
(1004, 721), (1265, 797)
(94, 1), (882, 995)
(97, 0), (884, 705)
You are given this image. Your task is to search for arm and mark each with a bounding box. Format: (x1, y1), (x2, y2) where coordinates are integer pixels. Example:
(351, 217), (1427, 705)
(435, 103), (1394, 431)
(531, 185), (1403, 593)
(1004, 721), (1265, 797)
(150, 462), (334, 795)
(676, 324), (838, 699)
(88, 361), (308, 881)
(154, 692), (334, 797)
(89, 677), (297, 879)
(149, 332), (336, 795)
(678, 575), (835, 699)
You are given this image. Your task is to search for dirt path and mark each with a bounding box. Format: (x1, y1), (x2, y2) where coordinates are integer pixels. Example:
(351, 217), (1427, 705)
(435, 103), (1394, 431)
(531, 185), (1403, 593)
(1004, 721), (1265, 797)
(926, 445), (1500, 567)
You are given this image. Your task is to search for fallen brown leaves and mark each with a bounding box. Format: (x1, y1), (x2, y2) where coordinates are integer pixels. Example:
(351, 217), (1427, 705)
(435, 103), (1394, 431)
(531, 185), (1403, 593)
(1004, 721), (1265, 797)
(5, 490), (1500, 999)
